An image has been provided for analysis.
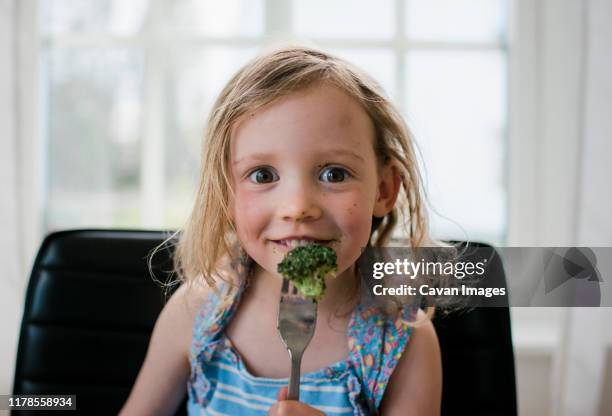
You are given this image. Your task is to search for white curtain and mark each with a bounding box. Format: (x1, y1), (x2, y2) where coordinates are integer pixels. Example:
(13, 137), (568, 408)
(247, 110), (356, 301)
(509, 0), (611, 414)
(549, 0), (612, 415)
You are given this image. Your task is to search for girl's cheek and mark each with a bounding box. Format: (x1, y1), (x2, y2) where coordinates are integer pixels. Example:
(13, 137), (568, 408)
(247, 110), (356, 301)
(344, 201), (358, 216)
(340, 190), (373, 218)
(233, 192), (264, 231)
(234, 188), (261, 212)
(340, 201), (371, 234)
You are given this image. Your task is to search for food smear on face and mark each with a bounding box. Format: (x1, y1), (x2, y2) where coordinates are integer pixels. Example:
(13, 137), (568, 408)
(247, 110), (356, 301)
(277, 244), (338, 301)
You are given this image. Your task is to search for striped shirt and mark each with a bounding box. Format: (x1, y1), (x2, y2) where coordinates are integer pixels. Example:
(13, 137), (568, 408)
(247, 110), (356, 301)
(187, 276), (415, 415)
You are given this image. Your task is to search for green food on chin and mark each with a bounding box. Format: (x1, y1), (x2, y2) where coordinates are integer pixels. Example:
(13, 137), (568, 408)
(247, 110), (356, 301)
(277, 244), (338, 301)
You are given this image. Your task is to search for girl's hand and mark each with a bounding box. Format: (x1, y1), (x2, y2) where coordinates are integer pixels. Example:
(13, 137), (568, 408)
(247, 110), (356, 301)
(267, 386), (326, 416)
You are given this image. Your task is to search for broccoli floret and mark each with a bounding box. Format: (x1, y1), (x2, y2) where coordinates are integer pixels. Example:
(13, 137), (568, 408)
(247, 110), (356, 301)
(277, 244), (337, 301)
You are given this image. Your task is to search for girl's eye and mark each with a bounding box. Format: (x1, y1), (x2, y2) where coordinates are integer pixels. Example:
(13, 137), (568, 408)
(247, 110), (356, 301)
(248, 167), (279, 184)
(319, 166), (350, 183)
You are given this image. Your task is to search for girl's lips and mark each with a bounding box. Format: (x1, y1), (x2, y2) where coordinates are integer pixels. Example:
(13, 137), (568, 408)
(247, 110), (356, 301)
(271, 238), (335, 249)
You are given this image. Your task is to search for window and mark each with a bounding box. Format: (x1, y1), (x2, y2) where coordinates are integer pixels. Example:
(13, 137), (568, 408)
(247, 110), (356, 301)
(39, 0), (508, 244)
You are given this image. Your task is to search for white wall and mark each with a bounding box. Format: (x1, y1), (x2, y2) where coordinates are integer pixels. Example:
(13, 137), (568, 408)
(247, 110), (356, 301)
(0, 0), (40, 405)
(0, 0), (24, 400)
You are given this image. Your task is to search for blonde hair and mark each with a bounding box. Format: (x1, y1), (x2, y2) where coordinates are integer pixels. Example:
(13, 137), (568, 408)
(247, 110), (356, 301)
(161, 46), (435, 322)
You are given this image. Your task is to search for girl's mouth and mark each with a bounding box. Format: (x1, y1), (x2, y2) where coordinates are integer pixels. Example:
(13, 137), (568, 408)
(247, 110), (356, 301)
(271, 238), (335, 250)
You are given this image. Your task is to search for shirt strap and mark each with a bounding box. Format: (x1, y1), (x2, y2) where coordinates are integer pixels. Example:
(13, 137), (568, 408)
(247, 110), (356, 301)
(190, 275), (248, 361)
(347, 302), (417, 413)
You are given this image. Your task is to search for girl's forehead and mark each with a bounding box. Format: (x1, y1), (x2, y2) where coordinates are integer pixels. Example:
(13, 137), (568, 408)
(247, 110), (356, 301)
(230, 84), (375, 160)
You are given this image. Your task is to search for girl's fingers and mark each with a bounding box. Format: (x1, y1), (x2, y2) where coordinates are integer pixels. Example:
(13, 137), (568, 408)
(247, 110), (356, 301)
(268, 401), (325, 416)
(269, 386), (325, 415)
(277, 386), (288, 401)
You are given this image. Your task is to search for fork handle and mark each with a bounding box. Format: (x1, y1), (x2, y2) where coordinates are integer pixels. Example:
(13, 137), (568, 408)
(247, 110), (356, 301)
(288, 351), (303, 401)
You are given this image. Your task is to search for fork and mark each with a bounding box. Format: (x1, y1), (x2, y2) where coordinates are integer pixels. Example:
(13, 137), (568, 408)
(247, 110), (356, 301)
(277, 279), (317, 401)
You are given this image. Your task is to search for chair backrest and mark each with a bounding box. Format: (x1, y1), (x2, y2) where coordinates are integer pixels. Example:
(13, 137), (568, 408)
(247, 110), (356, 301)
(433, 241), (517, 416)
(13, 230), (516, 415)
(12, 229), (185, 415)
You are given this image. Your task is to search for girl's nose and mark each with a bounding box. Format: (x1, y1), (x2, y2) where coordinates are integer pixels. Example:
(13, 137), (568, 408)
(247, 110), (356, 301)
(278, 184), (323, 223)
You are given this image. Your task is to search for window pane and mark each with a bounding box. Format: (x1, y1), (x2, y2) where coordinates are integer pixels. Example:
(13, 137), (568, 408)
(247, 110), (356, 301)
(164, 47), (259, 227)
(44, 49), (144, 230)
(162, 0), (264, 37)
(293, 0), (395, 39)
(326, 48), (396, 101)
(406, 0), (506, 43)
(40, 0), (149, 36)
(405, 50), (506, 244)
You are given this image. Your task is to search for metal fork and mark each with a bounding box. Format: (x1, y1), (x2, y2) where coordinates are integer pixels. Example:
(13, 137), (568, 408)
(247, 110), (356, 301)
(277, 279), (317, 401)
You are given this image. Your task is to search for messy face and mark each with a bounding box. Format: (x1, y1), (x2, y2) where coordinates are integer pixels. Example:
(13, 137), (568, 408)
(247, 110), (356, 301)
(229, 84), (386, 279)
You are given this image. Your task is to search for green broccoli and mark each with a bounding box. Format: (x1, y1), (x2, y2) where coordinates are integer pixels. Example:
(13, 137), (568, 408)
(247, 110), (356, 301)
(277, 244), (338, 301)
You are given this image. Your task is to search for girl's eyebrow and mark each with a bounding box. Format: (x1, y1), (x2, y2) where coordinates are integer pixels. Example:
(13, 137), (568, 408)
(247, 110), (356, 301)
(233, 152), (276, 166)
(233, 149), (364, 165)
(327, 149), (365, 162)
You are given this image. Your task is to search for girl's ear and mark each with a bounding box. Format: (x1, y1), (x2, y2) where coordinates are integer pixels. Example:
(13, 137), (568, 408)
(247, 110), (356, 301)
(373, 163), (401, 217)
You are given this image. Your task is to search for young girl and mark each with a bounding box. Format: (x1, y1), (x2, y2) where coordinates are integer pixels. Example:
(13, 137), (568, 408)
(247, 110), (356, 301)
(121, 46), (442, 416)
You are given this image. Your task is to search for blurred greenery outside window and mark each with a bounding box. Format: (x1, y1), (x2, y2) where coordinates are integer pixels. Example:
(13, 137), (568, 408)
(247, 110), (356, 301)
(40, 0), (508, 244)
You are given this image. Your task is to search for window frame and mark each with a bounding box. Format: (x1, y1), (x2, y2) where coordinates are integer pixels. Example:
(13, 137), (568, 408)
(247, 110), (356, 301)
(32, 0), (509, 243)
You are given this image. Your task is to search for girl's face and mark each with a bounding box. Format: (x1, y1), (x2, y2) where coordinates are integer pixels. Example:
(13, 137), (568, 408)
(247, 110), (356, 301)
(229, 83), (397, 279)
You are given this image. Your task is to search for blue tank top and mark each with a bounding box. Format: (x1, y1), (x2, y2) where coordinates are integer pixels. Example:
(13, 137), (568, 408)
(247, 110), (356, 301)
(186, 277), (416, 415)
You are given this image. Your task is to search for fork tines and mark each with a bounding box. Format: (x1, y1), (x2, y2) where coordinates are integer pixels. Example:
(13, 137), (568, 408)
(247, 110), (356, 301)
(281, 279), (302, 298)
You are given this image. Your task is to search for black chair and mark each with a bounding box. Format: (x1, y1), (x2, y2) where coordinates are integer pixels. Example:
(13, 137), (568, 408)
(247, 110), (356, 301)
(12, 229), (185, 416)
(13, 230), (516, 415)
(433, 242), (517, 416)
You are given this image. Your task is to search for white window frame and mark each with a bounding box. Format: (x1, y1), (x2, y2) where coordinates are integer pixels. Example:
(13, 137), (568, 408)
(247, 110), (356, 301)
(29, 0), (509, 238)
